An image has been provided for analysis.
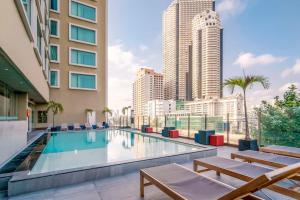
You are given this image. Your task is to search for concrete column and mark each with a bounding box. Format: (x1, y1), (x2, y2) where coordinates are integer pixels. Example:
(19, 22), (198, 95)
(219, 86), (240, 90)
(17, 93), (28, 121)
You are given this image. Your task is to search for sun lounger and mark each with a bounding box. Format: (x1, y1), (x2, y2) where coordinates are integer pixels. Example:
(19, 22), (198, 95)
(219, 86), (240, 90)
(74, 123), (81, 130)
(85, 123), (92, 130)
(61, 123), (68, 131)
(140, 162), (300, 200)
(260, 145), (300, 158)
(231, 150), (300, 168)
(194, 156), (300, 199)
(97, 122), (103, 129)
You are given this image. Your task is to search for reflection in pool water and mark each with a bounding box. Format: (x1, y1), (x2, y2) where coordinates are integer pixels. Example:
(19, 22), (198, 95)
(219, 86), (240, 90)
(30, 130), (201, 174)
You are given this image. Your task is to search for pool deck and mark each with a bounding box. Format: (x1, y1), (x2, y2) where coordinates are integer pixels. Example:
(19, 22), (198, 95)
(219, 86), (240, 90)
(0, 144), (292, 200)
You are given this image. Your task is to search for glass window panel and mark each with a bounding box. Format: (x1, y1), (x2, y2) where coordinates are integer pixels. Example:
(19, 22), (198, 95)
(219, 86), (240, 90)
(50, 0), (58, 11)
(22, 0), (31, 23)
(71, 49), (96, 66)
(71, 1), (96, 21)
(50, 20), (58, 36)
(70, 73), (96, 89)
(50, 45), (58, 61)
(0, 82), (18, 121)
(50, 71), (58, 87)
(70, 25), (96, 44)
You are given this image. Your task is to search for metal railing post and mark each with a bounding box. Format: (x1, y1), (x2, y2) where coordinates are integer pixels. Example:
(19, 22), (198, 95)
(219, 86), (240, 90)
(226, 113), (230, 144)
(204, 114), (207, 130)
(188, 114), (190, 138)
(155, 116), (158, 133)
(258, 109), (262, 146)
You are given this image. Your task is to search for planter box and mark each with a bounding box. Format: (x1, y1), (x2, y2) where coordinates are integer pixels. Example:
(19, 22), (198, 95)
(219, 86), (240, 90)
(238, 139), (259, 151)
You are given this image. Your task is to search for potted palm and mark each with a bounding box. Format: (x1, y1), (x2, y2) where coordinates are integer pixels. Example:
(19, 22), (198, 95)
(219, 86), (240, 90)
(224, 74), (270, 151)
(102, 106), (112, 124)
(46, 101), (64, 131)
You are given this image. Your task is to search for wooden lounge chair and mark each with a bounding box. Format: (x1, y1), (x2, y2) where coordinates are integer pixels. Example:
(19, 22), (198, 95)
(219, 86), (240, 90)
(194, 156), (300, 199)
(140, 162), (300, 200)
(260, 145), (300, 158)
(231, 150), (300, 168)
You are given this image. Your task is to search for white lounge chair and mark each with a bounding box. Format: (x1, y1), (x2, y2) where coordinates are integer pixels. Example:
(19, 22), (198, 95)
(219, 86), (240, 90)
(74, 123), (81, 130)
(85, 123), (92, 130)
(61, 123), (68, 131)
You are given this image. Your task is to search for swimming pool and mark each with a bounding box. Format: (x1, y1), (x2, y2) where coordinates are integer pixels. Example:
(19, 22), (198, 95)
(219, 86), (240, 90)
(30, 129), (201, 174)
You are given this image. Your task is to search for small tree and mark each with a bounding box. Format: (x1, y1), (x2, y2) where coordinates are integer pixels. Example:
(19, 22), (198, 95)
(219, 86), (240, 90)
(46, 101), (64, 127)
(102, 107), (112, 123)
(224, 74), (270, 140)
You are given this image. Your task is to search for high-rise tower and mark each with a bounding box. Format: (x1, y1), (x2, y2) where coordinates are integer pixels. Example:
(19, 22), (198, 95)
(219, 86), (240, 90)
(192, 10), (223, 100)
(133, 68), (163, 116)
(163, 0), (214, 101)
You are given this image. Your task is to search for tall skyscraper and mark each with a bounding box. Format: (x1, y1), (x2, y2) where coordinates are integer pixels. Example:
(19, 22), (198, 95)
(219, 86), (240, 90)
(133, 68), (163, 116)
(192, 10), (223, 100)
(49, 0), (107, 125)
(163, 0), (214, 101)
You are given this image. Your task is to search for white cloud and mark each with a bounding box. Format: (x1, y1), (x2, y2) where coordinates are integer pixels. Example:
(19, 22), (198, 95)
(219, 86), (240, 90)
(216, 0), (247, 18)
(234, 52), (287, 68)
(281, 59), (300, 77)
(139, 44), (149, 51)
(279, 82), (300, 93)
(247, 89), (276, 106)
(108, 43), (145, 111)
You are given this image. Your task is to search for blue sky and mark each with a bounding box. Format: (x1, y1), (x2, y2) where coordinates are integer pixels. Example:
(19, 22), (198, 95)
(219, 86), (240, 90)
(108, 0), (300, 110)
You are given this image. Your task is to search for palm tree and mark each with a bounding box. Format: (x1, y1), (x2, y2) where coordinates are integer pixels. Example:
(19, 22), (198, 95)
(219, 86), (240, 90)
(102, 106), (112, 123)
(46, 101), (64, 127)
(224, 74), (270, 140)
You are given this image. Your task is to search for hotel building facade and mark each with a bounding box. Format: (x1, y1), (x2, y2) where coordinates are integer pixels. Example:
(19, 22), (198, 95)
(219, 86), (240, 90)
(133, 68), (163, 116)
(0, 0), (107, 165)
(163, 0), (214, 101)
(47, 0), (107, 127)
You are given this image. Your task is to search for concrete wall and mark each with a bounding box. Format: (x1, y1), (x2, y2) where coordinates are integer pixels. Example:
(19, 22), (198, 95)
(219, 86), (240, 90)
(0, 121), (28, 165)
(0, 0), (49, 102)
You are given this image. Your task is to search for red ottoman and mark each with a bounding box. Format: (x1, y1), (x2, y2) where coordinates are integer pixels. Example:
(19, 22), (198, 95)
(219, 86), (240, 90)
(209, 135), (224, 146)
(169, 130), (179, 138)
(145, 127), (153, 133)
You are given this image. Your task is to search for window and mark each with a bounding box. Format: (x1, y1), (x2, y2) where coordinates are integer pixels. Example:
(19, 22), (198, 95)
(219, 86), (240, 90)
(70, 0), (96, 22)
(69, 72), (96, 90)
(0, 81), (18, 121)
(70, 48), (96, 67)
(50, 44), (59, 63)
(50, 19), (59, 37)
(50, 70), (60, 88)
(50, 0), (60, 12)
(69, 24), (96, 45)
(37, 19), (42, 54)
(38, 111), (47, 123)
(21, 0), (31, 23)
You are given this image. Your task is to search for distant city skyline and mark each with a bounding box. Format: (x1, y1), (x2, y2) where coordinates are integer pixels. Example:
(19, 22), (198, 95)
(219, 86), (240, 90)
(108, 0), (300, 110)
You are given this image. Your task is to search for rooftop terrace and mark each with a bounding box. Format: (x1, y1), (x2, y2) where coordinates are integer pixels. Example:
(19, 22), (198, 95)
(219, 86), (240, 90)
(0, 142), (295, 200)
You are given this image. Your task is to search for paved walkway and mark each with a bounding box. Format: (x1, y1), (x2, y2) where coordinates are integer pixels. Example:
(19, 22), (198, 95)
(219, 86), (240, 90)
(0, 146), (292, 200)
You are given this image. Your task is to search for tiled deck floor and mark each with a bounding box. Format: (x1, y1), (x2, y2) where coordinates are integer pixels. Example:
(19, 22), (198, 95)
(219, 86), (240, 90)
(0, 146), (293, 200)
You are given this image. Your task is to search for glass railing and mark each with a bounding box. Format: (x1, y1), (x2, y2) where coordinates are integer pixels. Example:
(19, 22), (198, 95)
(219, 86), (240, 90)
(114, 108), (300, 148)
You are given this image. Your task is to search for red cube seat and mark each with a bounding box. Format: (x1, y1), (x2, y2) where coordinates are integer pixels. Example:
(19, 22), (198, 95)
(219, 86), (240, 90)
(145, 127), (153, 133)
(209, 135), (224, 146)
(169, 130), (179, 138)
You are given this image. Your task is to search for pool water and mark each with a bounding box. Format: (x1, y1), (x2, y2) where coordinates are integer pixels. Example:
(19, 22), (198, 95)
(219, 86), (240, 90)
(30, 130), (201, 174)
